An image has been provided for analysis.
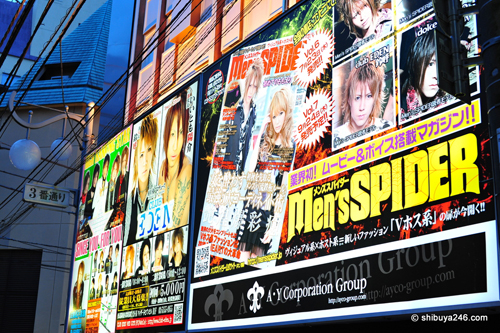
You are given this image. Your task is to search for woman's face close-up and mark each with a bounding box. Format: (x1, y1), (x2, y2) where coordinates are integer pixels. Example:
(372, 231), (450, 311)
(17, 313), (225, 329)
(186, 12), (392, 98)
(142, 244), (150, 269)
(167, 115), (183, 168)
(420, 54), (439, 98)
(137, 138), (154, 184)
(349, 82), (375, 131)
(351, 2), (373, 34)
(272, 109), (286, 135)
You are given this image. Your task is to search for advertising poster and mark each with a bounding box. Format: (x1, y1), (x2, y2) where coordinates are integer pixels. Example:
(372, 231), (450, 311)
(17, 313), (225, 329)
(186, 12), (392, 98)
(190, 223), (498, 329)
(398, 13), (478, 123)
(396, 0), (434, 29)
(332, 37), (395, 150)
(333, 0), (394, 65)
(117, 82), (197, 331)
(67, 255), (90, 333)
(189, 0), (499, 330)
(76, 128), (132, 242)
(195, 6), (333, 276)
(68, 127), (132, 333)
(68, 223), (124, 333)
(193, 57), (231, 252)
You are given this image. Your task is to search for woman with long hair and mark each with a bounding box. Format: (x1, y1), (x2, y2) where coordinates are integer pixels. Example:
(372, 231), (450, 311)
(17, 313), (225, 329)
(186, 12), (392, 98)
(238, 87), (296, 262)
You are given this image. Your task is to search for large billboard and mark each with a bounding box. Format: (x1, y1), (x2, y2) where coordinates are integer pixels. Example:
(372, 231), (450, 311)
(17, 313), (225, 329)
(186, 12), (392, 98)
(68, 126), (131, 333)
(116, 81), (198, 331)
(189, 0), (499, 330)
(67, 81), (198, 333)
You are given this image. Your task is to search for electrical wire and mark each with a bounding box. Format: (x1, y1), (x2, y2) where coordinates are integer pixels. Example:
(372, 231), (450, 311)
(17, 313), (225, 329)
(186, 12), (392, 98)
(1, 236), (72, 254)
(0, 0), (85, 136)
(0, 246), (70, 272)
(0, 0), (27, 54)
(0, 0), (210, 230)
(0, 0), (56, 107)
(0, 0), (87, 212)
(55, 0), (262, 186)
(0, 0), (254, 220)
(0, 0), (267, 234)
(0, 169), (43, 182)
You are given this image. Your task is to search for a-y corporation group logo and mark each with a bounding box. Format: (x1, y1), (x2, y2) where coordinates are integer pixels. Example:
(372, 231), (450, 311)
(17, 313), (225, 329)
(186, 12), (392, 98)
(247, 281), (265, 313)
(205, 284), (234, 321)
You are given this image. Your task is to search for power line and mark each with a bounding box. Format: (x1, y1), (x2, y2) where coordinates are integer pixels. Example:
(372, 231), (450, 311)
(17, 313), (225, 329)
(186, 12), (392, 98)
(0, 245), (71, 272)
(0, 0), (267, 232)
(1, 0), (247, 215)
(0, 0), (87, 212)
(0, 0), (27, 55)
(0, 0), (181, 213)
(0, 0), (57, 107)
(0, 169), (44, 182)
(62, 0), (251, 183)
(0, 0), (85, 136)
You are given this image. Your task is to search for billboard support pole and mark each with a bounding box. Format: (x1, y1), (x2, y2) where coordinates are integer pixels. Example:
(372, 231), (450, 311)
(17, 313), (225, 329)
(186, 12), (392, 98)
(63, 101), (95, 333)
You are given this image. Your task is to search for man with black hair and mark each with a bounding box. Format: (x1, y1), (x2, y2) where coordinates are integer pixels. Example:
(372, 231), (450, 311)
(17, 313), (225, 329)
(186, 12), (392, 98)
(94, 154), (110, 216)
(106, 154), (120, 212)
(111, 272), (118, 295)
(89, 277), (96, 300)
(105, 246), (113, 274)
(104, 274), (110, 296)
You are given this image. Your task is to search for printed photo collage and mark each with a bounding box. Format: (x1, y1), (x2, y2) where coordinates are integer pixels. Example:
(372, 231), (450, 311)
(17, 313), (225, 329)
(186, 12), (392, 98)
(332, 0), (478, 150)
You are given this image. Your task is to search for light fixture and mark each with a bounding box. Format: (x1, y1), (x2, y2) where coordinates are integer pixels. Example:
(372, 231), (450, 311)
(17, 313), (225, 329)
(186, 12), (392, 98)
(7, 91), (93, 170)
(51, 137), (73, 161)
(9, 111), (42, 170)
(50, 117), (73, 161)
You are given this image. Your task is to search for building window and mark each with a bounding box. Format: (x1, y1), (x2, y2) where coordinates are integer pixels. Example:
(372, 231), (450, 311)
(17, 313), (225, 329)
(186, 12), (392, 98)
(200, 0), (213, 24)
(36, 62), (80, 81)
(142, 29), (156, 68)
(144, 0), (159, 33)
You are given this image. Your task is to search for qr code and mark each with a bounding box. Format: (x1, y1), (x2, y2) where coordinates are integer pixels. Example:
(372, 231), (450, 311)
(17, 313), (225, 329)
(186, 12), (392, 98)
(173, 303), (183, 324)
(194, 244), (210, 278)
